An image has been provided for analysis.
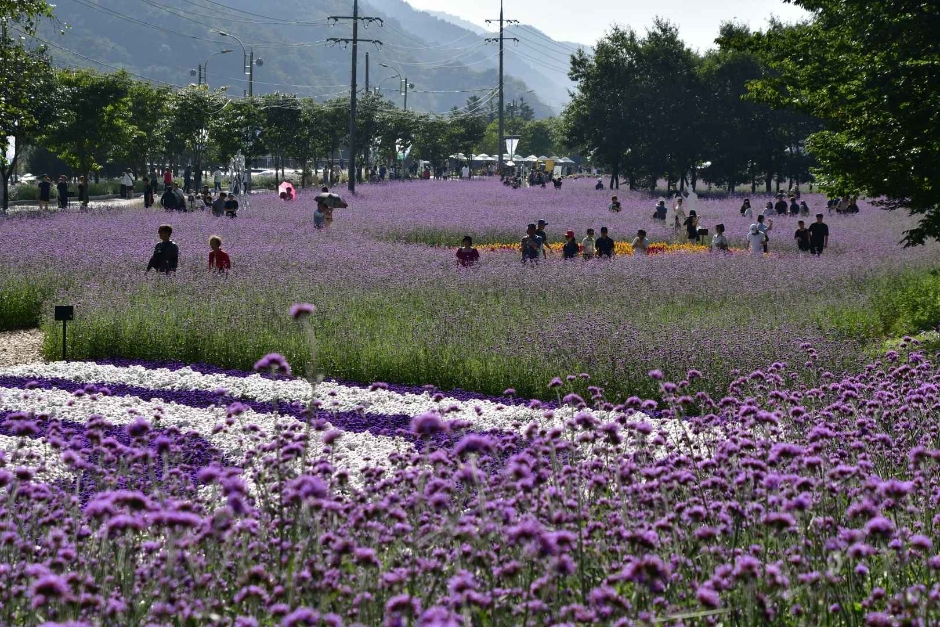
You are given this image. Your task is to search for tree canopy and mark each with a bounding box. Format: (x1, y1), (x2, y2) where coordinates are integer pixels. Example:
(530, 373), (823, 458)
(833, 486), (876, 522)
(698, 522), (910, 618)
(723, 1), (940, 245)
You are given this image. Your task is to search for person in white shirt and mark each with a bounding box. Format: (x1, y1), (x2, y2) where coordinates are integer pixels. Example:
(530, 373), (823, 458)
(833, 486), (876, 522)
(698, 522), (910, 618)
(632, 229), (650, 255)
(121, 170), (134, 199)
(582, 228), (596, 259)
(763, 201), (776, 219)
(213, 168), (223, 192)
(673, 197), (686, 232)
(756, 215), (773, 253)
(711, 223), (729, 252)
(747, 224), (765, 257)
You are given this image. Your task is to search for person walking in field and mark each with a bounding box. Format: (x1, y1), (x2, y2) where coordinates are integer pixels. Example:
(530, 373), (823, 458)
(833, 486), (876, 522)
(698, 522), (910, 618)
(163, 167), (173, 190)
(208, 235), (231, 273)
(632, 229), (650, 255)
(595, 227), (615, 258)
(562, 231), (580, 259)
(535, 220), (550, 258)
(609, 196), (622, 212)
(521, 224), (543, 263)
(809, 214), (829, 255)
(794, 220), (811, 253)
(711, 223), (729, 252)
(757, 215), (772, 253)
(122, 170), (134, 200)
(213, 168), (223, 192)
(456, 236), (480, 267)
(747, 224), (765, 257)
(146, 224), (179, 273)
(582, 228), (596, 259)
(684, 210), (700, 243)
(740, 198), (752, 217)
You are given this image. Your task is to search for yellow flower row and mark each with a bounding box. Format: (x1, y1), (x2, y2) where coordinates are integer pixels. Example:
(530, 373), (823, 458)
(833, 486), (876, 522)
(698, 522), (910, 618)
(477, 241), (716, 256)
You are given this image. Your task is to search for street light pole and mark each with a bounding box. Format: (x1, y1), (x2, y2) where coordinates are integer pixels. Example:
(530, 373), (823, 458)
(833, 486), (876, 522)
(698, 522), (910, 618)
(203, 49), (233, 88)
(219, 31), (260, 97)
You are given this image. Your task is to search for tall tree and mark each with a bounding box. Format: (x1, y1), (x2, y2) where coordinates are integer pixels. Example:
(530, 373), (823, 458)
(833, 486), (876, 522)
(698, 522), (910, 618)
(260, 93), (301, 182)
(1, 0), (55, 210)
(724, 2), (940, 245)
(43, 69), (135, 181)
(564, 27), (642, 189)
(165, 85), (227, 189)
(120, 81), (169, 178)
(213, 97), (264, 171)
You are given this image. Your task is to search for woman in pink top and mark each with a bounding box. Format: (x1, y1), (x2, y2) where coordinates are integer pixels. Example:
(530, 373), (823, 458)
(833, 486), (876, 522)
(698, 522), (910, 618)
(456, 236), (480, 267)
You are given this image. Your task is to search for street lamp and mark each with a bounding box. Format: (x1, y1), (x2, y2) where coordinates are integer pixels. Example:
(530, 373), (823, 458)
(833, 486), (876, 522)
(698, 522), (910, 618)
(219, 31), (262, 97)
(202, 49), (233, 88)
(379, 63), (413, 111)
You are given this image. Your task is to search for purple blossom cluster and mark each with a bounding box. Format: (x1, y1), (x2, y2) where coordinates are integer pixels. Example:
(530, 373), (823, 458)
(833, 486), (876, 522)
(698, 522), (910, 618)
(1, 341), (940, 624)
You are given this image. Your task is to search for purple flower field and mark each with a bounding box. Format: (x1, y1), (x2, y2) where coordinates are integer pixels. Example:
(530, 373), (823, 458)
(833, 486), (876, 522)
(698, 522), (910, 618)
(1, 337), (940, 624)
(2, 177), (940, 401)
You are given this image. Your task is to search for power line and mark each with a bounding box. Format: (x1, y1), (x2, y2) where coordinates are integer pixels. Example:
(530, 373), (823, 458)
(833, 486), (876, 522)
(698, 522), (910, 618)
(508, 47), (570, 74)
(513, 34), (576, 64)
(376, 42), (488, 68)
(66, 0), (230, 44)
(17, 29), (179, 86)
(516, 24), (584, 54)
(131, 0), (332, 26)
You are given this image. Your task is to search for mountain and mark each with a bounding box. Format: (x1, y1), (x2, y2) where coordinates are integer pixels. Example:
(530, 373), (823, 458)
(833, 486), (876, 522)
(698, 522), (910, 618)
(424, 10), (490, 37)
(363, 0), (589, 112)
(33, 0), (585, 117)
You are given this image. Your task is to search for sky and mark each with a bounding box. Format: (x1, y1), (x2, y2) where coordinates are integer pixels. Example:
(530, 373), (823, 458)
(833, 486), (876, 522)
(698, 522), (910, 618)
(406, 0), (809, 50)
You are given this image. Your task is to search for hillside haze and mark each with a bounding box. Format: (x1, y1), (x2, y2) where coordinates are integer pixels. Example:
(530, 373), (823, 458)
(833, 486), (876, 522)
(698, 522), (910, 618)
(36, 0), (586, 116)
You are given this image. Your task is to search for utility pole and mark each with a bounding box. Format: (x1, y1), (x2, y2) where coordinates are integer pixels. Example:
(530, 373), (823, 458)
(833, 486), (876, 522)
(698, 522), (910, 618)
(485, 0), (518, 174)
(365, 52), (369, 93)
(403, 77), (409, 111)
(328, 5), (383, 193)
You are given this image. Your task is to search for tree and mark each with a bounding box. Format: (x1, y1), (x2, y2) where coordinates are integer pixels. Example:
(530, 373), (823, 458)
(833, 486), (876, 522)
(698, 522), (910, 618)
(121, 81), (169, 178)
(213, 97), (264, 172)
(260, 93), (301, 182)
(0, 29), (54, 211)
(43, 69), (135, 181)
(520, 119), (559, 159)
(564, 26), (643, 189)
(724, 2), (940, 245)
(289, 99), (323, 188)
(411, 116), (449, 173)
(448, 111), (487, 175)
(165, 85), (227, 189)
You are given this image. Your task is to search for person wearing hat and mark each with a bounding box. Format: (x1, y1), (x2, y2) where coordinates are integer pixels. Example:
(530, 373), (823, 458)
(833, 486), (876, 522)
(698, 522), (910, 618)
(747, 224), (765, 257)
(535, 220), (550, 258)
(521, 223), (542, 263)
(562, 230), (580, 259)
(683, 210), (700, 243)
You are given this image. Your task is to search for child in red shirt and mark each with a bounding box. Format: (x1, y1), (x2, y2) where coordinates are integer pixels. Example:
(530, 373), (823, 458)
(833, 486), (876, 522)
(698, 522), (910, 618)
(208, 235), (231, 272)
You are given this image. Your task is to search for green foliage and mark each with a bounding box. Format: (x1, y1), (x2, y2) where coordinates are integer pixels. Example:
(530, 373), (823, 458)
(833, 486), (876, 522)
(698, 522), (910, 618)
(723, 2), (940, 244)
(41, 69), (136, 178)
(0, 275), (47, 330)
(0, 14), (55, 211)
(164, 85), (228, 185)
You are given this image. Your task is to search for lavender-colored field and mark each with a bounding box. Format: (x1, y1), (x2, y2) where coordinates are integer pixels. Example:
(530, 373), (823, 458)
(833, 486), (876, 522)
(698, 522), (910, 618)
(2, 177), (939, 399)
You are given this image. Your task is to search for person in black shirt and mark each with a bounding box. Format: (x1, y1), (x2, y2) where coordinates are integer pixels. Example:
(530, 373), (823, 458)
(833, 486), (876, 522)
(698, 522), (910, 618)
(789, 196), (799, 216)
(808, 214), (829, 256)
(56, 176), (69, 209)
(224, 193), (238, 218)
(596, 227), (615, 258)
(774, 194), (788, 215)
(160, 186), (178, 211)
(37, 175), (52, 209)
(562, 231), (579, 259)
(535, 220), (550, 258)
(77, 176), (88, 210)
(846, 197), (860, 214)
(684, 210), (700, 242)
(146, 225), (179, 273)
(794, 220), (811, 252)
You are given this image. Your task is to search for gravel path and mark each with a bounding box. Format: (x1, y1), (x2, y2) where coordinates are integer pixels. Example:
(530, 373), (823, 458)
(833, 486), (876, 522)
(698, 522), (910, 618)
(0, 329), (45, 366)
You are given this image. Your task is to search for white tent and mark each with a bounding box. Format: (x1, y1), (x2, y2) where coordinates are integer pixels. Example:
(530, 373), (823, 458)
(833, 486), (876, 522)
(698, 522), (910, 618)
(523, 155), (538, 163)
